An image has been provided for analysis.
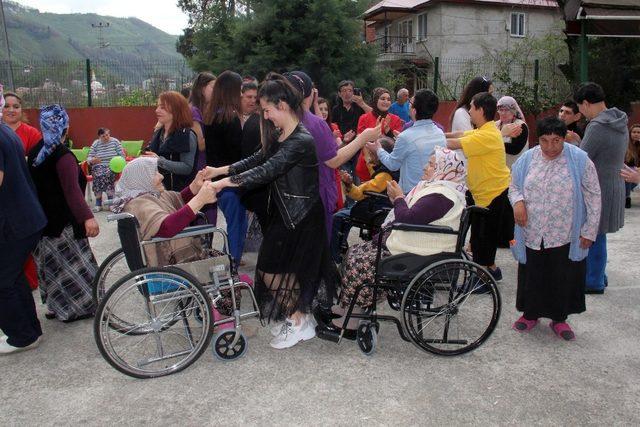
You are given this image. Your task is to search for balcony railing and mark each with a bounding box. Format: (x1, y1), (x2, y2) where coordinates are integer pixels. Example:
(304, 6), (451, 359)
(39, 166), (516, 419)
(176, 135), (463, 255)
(369, 36), (417, 58)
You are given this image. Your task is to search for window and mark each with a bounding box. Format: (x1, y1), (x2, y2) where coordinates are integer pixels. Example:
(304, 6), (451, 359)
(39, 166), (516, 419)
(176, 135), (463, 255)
(398, 19), (413, 44)
(417, 13), (427, 40)
(510, 12), (525, 37)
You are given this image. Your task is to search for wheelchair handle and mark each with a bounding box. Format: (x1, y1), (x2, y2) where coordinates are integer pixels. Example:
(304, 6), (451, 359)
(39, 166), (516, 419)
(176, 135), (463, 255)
(392, 222), (458, 235)
(363, 191), (390, 200)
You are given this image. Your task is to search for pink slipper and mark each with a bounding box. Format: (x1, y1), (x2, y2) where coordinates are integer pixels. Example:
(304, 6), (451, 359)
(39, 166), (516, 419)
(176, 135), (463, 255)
(550, 321), (575, 341)
(238, 273), (254, 287)
(512, 315), (539, 332)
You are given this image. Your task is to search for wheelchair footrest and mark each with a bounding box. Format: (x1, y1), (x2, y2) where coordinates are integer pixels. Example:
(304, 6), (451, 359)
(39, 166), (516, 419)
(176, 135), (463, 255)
(316, 328), (341, 343)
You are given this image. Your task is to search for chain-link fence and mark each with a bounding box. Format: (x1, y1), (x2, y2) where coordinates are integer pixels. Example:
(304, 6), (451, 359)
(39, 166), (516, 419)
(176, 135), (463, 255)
(411, 56), (570, 113)
(0, 58), (196, 108)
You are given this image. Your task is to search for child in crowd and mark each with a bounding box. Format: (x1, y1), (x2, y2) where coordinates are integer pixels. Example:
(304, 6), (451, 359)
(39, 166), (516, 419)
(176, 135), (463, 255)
(86, 128), (125, 212)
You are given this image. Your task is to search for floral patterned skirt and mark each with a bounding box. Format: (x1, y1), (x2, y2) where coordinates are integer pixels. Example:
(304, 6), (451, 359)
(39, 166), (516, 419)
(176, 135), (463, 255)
(339, 236), (390, 309)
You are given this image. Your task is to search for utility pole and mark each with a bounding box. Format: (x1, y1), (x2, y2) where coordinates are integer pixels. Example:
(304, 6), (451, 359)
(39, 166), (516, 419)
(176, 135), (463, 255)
(91, 21), (111, 49)
(0, 0), (15, 90)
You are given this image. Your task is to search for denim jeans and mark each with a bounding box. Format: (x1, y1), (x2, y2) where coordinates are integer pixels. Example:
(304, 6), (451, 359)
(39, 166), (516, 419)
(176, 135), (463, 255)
(330, 208), (352, 263)
(626, 182), (637, 198)
(585, 233), (607, 291)
(217, 188), (248, 268)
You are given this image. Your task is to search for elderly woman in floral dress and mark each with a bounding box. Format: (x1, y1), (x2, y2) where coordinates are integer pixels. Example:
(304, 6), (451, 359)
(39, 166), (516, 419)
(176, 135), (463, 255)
(509, 117), (601, 341)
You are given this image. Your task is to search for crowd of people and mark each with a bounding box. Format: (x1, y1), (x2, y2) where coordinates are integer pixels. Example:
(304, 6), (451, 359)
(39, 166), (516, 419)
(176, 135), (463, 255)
(0, 71), (638, 354)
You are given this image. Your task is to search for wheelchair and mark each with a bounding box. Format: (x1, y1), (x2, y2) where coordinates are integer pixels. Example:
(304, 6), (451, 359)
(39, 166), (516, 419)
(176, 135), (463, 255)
(319, 194), (501, 357)
(93, 213), (261, 379)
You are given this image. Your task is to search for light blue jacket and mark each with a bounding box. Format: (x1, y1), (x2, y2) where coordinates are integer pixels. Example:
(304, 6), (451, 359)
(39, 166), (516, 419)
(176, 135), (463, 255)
(377, 119), (445, 193)
(510, 143), (589, 264)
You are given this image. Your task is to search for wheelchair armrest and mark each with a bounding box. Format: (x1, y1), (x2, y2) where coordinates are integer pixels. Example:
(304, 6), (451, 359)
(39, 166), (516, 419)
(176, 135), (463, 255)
(143, 224), (220, 244)
(392, 222), (458, 235)
(107, 212), (135, 222)
(363, 191), (390, 200)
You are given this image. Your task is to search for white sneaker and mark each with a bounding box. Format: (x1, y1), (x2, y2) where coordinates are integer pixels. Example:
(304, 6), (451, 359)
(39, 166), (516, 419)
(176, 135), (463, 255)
(0, 337), (40, 355)
(270, 318), (315, 349)
(307, 312), (317, 330)
(269, 322), (284, 337)
(92, 206), (102, 213)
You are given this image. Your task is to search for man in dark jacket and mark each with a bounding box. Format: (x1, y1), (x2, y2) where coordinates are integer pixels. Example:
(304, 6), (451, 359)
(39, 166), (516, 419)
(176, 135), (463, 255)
(575, 82), (629, 294)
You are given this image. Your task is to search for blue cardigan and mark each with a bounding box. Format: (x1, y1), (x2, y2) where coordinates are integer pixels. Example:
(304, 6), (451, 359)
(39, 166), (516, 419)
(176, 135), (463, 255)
(510, 143), (589, 264)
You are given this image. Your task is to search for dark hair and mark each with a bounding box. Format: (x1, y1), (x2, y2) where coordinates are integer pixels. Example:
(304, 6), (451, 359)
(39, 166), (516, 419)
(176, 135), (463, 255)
(413, 89), (439, 120)
(626, 123), (640, 165)
(97, 127), (110, 136)
(189, 71), (216, 114)
(338, 80), (355, 91)
(377, 136), (394, 153)
(158, 91), (194, 135)
(241, 81), (258, 94)
(258, 73), (303, 152)
(471, 92), (497, 122)
(180, 87), (191, 99)
(317, 97), (333, 125)
(574, 82), (606, 104)
(205, 70), (242, 125)
(370, 87), (391, 117)
(537, 116), (568, 138)
(562, 99), (580, 115)
(451, 76), (492, 126)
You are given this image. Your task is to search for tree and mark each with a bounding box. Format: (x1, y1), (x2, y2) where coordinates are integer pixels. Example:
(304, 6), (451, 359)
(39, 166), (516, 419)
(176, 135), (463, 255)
(178, 0), (378, 96)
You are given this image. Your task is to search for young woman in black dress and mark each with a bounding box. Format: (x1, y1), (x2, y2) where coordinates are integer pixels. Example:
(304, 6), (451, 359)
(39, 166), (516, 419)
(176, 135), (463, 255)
(204, 74), (334, 349)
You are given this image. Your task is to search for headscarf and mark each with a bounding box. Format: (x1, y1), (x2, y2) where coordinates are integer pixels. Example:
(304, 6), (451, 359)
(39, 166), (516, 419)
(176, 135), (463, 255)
(497, 96), (525, 121)
(111, 157), (161, 213)
(383, 146), (467, 227)
(0, 84), (5, 119)
(33, 104), (69, 167)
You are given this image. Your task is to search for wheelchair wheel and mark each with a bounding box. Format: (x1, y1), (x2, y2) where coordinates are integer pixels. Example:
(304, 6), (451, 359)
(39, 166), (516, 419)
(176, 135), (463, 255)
(93, 248), (130, 305)
(356, 322), (378, 356)
(212, 329), (247, 361)
(94, 266), (213, 379)
(401, 260), (500, 356)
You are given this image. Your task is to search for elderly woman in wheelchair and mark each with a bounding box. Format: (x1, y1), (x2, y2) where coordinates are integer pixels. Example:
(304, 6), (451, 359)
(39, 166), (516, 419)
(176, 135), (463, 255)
(316, 146), (501, 356)
(93, 157), (260, 378)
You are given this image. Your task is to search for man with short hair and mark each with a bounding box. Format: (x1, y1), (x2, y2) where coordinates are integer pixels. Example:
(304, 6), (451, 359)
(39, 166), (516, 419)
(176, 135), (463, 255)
(574, 82), (628, 294)
(558, 100), (584, 145)
(446, 92), (513, 281)
(367, 89), (445, 194)
(240, 81), (258, 126)
(389, 88), (411, 123)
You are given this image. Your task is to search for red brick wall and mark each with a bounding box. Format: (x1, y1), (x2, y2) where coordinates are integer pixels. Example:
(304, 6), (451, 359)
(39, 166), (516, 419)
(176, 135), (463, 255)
(23, 106), (157, 148)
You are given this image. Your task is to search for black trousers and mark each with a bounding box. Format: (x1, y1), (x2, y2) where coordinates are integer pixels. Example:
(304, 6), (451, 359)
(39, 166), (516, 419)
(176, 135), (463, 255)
(0, 231), (43, 347)
(470, 189), (514, 266)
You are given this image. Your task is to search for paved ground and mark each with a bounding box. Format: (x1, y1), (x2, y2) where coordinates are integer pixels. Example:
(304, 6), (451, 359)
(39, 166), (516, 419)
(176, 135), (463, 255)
(2, 194), (640, 426)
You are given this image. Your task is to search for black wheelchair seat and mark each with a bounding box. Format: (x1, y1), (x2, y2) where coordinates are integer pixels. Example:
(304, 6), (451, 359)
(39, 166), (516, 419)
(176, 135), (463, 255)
(378, 251), (462, 281)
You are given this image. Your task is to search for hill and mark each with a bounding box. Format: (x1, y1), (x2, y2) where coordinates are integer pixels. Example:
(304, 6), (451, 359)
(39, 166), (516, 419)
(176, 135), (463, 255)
(2, 1), (183, 62)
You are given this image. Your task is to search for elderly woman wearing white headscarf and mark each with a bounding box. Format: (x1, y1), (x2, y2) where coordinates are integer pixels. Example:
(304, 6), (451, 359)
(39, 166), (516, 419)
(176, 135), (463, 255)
(496, 96), (529, 168)
(26, 104), (100, 322)
(112, 157), (217, 264)
(325, 147), (467, 331)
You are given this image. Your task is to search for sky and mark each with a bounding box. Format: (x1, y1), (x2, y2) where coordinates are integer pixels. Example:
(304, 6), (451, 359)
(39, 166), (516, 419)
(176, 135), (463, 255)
(10, 0), (190, 35)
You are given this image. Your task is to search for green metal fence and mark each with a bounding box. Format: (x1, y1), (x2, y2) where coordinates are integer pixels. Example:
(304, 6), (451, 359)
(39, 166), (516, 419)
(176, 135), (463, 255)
(0, 58), (196, 108)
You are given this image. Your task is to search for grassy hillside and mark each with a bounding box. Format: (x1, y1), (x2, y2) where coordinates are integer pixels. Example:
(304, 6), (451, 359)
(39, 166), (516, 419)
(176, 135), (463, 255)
(3, 1), (182, 62)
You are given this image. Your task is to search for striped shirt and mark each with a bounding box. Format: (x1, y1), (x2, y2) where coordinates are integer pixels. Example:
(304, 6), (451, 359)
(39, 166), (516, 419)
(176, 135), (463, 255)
(87, 138), (125, 166)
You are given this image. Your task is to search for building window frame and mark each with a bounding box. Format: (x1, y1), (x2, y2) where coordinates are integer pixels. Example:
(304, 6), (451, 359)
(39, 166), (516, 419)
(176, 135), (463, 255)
(417, 12), (427, 41)
(510, 12), (526, 38)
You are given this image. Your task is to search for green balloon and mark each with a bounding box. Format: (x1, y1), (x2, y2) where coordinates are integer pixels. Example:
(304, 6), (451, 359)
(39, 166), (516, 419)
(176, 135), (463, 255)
(109, 156), (126, 173)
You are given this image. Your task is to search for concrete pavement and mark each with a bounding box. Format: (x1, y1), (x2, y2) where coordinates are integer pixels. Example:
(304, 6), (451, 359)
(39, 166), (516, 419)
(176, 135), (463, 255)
(1, 195), (639, 425)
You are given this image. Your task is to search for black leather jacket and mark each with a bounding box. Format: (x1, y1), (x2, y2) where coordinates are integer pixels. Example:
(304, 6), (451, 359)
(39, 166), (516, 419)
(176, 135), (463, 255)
(229, 124), (319, 229)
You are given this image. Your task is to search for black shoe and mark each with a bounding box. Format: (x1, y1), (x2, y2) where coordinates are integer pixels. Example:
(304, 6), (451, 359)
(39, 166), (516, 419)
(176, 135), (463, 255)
(626, 197), (631, 209)
(585, 288), (604, 295)
(315, 322), (357, 341)
(489, 267), (502, 282)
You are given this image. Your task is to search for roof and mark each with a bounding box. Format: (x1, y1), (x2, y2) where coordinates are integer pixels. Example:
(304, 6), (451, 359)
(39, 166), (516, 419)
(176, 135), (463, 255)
(363, 0), (558, 21)
(564, 0), (640, 37)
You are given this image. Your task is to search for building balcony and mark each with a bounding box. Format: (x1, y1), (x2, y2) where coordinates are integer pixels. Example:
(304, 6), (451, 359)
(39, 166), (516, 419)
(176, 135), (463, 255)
(368, 36), (418, 62)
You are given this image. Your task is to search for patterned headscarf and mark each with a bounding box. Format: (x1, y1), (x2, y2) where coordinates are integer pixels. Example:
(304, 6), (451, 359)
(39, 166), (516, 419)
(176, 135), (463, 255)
(33, 104), (69, 167)
(383, 146), (467, 227)
(0, 84), (5, 119)
(111, 157), (161, 213)
(497, 96), (525, 121)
